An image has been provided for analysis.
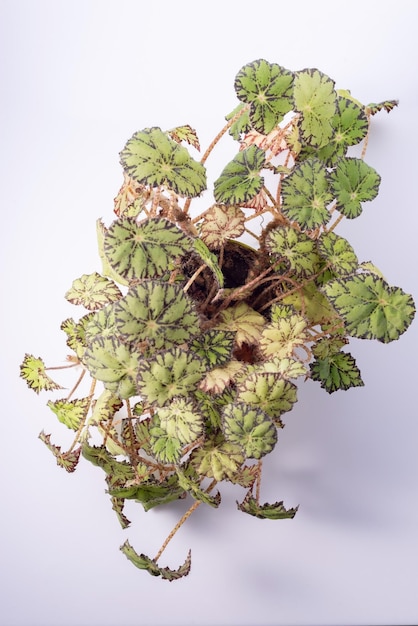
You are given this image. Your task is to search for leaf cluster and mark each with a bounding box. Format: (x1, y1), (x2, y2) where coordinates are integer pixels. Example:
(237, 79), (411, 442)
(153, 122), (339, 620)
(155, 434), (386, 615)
(20, 59), (415, 579)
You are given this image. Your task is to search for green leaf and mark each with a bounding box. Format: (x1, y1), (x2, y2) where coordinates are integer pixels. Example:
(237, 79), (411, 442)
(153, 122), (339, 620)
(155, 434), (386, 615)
(103, 217), (192, 282)
(65, 272), (122, 311)
(111, 497), (131, 529)
(176, 468), (221, 507)
(234, 59), (294, 134)
(82, 336), (140, 399)
(237, 493), (298, 519)
(167, 124), (200, 150)
(120, 541), (191, 580)
(84, 304), (117, 342)
(113, 280), (199, 349)
(193, 238), (224, 287)
(317, 231), (358, 275)
(331, 96), (368, 147)
(155, 398), (204, 445)
(213, 145), (265, 205)
(20, 354), (63, 394)
(260, 314), (310, 358)
(322, 274), (416, 343)
(199, 204), (245, 248)
(96, 219), (129, 286)
(367, 100), (398, 115)
(216, 302), (265, 347)
(190, 434), (245, 482)
(329, 157), (381, 219)
(149, 423), (183, 464)
(265, 225), (321, 276)
(89, 389), (123, 426)
(310, 350), (364, 393)
(82, 443), (135, 484)
(281, 158), (333, 229)
(39, 432), (81, 473)
(254, 356), (308, 380)
(307, 96), (369, 165)
(47, 397), (90, 430)
(226, 103), (251, 140)
(109, 475), (186, 511)
(282, 281), (340, 326)
(120, 127), (206, 197)
(190, 329), (236, 368)
(222, 403), (278, 459)
(293, 68), (337, 148)
(236, 373), (298, 423)
(137, 348), (206, 406)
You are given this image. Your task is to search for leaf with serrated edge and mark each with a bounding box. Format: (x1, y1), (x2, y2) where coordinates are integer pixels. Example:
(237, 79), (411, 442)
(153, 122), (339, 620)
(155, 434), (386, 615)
(214, 146), (265, 205)
(266, 225), (321, 276)
(39, 432), (81, 473)
(65, 272), (122, 311)
(260, 314), (310, 358)
(281, 158), (332, 229)
(237, 493), (298, 519)
(226, 103), (251, 140)
(137, 348), (206, 406)
(329, 157), (381, 219)
(190, 330), (235, 368)
(200, 204), (245, 248)
(310, 351), (364, 393)
(317, 231), (358, 275)
(176, 469), (221, 507)
(293, 68), (337, 148)
(167, 125), (200, 150)
(190, 434), (245, 482)
(155, 398), (204, 445)
(120, 541), (192, 580)
(236, 373), (297, 421)
(120, 127), (206, 197)
(322, 274), (416, 343)
(104, 217), (192, 282)
(89, 389), (123, 426)
(113, 280), (199, 349)
(234, 59), (294, 134)
(222, 403), (278, 459)
(367, 100), (398, 115)
(47, 397), (90, 431)
(111, 497), (131, 529)
(20, 354), (63, 394)
(150, 424), (183, 464)
(254, 356), (308, 379)
(82, 336), (140, 399)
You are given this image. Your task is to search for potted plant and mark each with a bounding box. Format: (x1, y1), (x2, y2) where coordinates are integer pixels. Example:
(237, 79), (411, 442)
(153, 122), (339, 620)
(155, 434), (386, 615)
(20, 59), (415, 580)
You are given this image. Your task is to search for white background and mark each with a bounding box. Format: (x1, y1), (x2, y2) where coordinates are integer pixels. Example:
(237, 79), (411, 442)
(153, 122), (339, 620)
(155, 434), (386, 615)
(1, 1), (418, 625)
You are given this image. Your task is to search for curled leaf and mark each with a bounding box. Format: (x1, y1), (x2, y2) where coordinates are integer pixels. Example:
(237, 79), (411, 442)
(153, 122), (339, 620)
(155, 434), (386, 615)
(120, 541), (192, 580)
(237, 493), (298, 519)
(20, 354), (63, 394)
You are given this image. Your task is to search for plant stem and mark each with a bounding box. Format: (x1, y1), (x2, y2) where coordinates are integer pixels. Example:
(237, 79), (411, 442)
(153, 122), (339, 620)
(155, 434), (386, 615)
(183, 104), (250, 215)
(154, 499), (202, 563)
(67, 377), (96, 453)
(153, 478), (218, 563)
